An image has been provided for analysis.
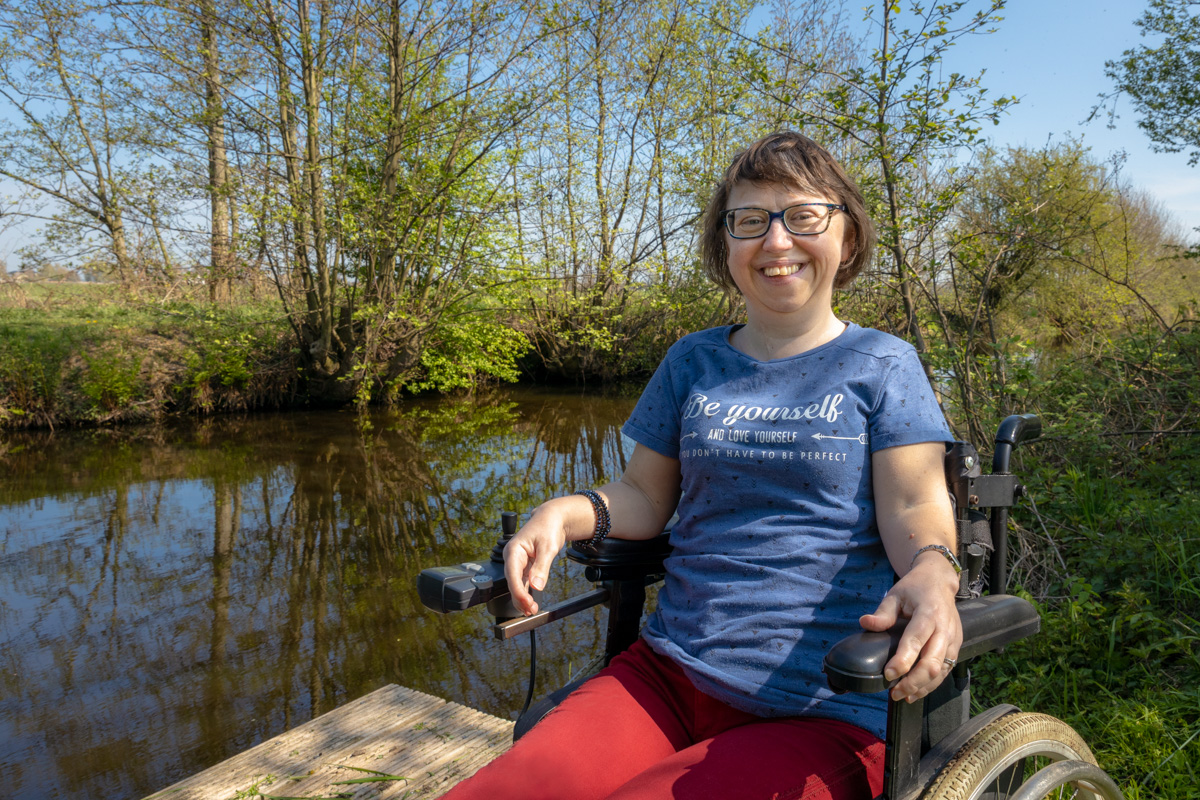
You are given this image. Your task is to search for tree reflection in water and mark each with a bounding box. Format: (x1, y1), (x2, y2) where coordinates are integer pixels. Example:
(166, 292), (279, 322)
(0, 387), (637, 800)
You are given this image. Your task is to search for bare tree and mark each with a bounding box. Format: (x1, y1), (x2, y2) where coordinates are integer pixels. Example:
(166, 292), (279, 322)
(750, 1), (1015, 362)
(513, 0), (754, 380)
(0, 0), (152, 280)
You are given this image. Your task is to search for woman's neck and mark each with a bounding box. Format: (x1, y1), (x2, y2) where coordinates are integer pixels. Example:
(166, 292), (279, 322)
(732, 312), (846, 361)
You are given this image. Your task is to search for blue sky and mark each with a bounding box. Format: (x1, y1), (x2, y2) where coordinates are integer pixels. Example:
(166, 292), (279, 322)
(940, 0), (1200, 237)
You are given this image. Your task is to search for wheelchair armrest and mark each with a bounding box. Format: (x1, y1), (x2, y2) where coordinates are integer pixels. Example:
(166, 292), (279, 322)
(567, 530), (673, 580)
(822, 594), (1040, 694)
(417, 529), (673, 615)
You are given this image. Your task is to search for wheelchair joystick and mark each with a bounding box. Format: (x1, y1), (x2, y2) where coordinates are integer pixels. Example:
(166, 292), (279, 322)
(415, 510), (536, 616)
(489, 511), (519, 563)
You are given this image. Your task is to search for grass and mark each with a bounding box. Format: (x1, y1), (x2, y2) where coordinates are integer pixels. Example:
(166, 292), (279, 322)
(0, 280), (298, 427)
(973, 437), (1200, 798)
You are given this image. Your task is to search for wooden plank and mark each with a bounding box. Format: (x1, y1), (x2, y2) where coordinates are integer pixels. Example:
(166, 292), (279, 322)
(145, 685), (513, 800)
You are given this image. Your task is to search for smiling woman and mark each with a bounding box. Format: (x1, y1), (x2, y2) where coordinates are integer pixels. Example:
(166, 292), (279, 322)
(722, 182), (850, 354)
(696, 135), (879, 364)
(440, 131), (959, 800)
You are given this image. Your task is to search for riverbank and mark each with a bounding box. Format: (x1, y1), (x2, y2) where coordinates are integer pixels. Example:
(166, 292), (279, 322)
(0, 281), (318, 429)
(0, 280), (665, 430)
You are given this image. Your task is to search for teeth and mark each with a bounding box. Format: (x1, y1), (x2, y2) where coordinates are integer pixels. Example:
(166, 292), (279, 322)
(763, 264), (800, 277)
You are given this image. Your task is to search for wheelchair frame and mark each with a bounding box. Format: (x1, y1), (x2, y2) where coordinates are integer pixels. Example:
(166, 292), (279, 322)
(417, 415), (1124, 800)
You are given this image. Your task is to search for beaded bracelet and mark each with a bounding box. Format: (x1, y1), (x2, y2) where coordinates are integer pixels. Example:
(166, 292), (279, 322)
(574, 489), (611, 549)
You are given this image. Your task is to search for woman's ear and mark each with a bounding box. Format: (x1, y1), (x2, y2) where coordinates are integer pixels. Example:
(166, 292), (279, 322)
(840, 222), (857, 266)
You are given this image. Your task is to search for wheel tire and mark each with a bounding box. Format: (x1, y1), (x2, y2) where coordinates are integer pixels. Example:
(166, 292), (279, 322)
(1008, 760), (1126, 800)
(922, 712), (1099, 800)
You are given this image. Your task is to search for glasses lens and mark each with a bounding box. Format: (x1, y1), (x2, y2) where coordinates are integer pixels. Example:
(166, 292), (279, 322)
(728, 209), (769, 238)
(783, 205), (831, 234)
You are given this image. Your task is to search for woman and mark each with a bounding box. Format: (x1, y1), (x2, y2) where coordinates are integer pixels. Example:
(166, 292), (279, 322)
(443, 131), (962, 800)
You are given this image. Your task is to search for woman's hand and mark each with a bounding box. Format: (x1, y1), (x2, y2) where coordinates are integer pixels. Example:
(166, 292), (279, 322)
(504, 444), (681, 617)
(859, 553), (963, 702)
(503, 504), (570, 617)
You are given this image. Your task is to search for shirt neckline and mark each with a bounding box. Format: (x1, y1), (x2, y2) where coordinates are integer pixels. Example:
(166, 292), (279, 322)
(721, 322), (855, 364)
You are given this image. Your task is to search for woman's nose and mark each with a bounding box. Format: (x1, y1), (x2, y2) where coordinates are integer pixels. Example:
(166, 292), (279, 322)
(761, 217), (794, 250)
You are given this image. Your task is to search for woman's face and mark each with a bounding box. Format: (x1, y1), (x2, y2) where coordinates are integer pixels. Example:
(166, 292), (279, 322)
(723, 181), (852, 325)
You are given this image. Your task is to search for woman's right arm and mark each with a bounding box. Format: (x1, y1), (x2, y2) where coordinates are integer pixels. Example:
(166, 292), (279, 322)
(503, 443), (682, 616)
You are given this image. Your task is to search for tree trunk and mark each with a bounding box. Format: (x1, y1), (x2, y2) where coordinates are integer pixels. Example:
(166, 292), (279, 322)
(199, 0), (232, 303)
(875, 3), (928, 358)
(297, 0), (335, 374)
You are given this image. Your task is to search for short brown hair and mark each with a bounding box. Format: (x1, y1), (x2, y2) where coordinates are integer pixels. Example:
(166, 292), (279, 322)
(699, 132), (876, 292)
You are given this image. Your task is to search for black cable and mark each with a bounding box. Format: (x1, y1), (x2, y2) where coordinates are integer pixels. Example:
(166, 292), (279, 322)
(520, 629), (537, 719)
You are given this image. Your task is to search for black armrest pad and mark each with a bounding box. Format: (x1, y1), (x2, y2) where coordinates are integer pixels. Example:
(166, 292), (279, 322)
(823, 594), (1040, 694)
(566, 530), (673, 570)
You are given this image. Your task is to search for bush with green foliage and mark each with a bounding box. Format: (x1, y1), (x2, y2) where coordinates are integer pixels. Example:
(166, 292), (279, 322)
(409, 316), (531, 395)
(968, 323), (1200, 798)
(0, 321), (77, 424)
(81, 346), (144, 413)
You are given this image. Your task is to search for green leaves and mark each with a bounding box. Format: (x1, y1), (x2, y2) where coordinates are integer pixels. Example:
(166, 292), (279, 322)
(968, 352), (1200, 795)
(408, 313), (531, 394)
(1105, 0), (1200, 165)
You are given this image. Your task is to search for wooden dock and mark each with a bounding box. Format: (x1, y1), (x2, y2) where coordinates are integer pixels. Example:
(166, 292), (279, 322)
(145, 685), (513, 800)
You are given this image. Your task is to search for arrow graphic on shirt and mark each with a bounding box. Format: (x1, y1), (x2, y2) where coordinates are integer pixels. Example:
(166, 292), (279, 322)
(811, 433), (868, 444)
(681, 432), (699, 441)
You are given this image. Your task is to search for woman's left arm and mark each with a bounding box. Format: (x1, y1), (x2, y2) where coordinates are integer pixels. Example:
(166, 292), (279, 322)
(861, 441), (963, 703)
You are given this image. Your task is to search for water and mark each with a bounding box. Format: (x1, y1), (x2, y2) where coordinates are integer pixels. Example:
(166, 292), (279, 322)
(0, 388), (638, 800)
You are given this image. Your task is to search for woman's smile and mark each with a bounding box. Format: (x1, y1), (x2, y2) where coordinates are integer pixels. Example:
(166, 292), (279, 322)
(759, 261), (805, 278)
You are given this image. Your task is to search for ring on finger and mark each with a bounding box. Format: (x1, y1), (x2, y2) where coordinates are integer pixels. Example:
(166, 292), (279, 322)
(943, 657), (957, 668)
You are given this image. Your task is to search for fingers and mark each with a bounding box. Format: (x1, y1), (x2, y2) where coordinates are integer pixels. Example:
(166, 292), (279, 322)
(886, 627), (960, 702)
(503, 540), (538, 616)
(527, 541), (558, 594)
(502, 516), (566, 617)
(859, 593), (901, 631)
(867, 582), (962, 703)
(883, 606), (962, 701)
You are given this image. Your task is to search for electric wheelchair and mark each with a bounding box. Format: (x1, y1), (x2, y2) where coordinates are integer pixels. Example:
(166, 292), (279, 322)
(417, 415), (1125, 800)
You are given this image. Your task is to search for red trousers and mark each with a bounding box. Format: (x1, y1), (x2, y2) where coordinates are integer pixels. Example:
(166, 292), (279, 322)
(441, 639), (885, 800)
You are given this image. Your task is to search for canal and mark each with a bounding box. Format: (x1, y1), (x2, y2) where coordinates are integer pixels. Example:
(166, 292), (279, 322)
(0, 388), (638, 799)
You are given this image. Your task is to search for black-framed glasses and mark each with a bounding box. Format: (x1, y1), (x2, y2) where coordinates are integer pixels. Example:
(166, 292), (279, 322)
(722, 203), (847, 239)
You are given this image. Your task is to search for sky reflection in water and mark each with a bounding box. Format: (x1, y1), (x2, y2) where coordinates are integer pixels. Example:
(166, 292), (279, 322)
(0, 388), (636, 800)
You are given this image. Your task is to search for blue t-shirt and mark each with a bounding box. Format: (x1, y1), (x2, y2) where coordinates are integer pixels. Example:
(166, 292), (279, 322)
(621, 322), (952, 738)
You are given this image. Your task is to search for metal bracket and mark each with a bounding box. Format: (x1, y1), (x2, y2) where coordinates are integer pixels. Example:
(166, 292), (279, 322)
(969, 474), (1019, 508)
(493, 587), (610, 640)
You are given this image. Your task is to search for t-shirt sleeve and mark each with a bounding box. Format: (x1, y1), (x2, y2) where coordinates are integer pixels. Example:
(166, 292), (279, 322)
(868, 348), (952, 452)
(621, 353), (682, 459)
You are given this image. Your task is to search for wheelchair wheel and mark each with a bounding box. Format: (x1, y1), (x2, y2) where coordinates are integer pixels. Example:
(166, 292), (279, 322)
(922, 712), (1121, 800)
(1007, 760), (1126, 800)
